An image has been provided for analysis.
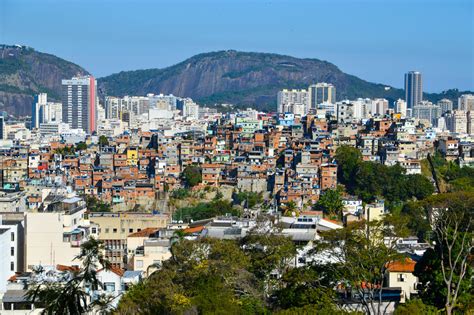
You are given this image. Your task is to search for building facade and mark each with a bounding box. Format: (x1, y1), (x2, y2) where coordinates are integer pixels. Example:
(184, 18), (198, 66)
(404, 71), (422, 109)
(308, 83), (336, 111)
(61, 76), (97, 134)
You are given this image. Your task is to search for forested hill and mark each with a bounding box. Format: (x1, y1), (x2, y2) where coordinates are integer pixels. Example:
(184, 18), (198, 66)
(98, 50), (472, 111)
(0, 45), (88, 116)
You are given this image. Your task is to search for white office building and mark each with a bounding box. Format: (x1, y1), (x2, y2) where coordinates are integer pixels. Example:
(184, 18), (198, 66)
(458, 94), (474, 111)
(277, 89), (309, 114)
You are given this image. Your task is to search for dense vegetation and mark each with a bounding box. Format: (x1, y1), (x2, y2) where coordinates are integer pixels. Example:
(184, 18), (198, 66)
(182, 166), (202, 187)
(173, 199), (240, 222)
(117, 188), (473, 314)
(86, 196), (112, 213)
(232, 191), (264, 208)
(115, 232), (354, 314)
(335, 146), (434, 204)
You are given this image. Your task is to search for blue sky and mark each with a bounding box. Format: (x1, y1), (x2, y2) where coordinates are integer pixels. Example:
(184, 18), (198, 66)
(0, 0), (472, 92)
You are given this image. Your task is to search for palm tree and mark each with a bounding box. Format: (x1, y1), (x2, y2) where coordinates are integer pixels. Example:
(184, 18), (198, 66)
(27, 238), (111, 314)
(282, 200), (299, 217)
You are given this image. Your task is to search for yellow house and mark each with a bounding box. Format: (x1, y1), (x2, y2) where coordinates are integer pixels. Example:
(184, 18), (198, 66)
(126, 147), (138, 166)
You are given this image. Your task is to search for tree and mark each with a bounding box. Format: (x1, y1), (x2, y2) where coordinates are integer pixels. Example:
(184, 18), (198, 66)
(273, 267), (339, 311)
(233, 191), (264, 208)
(75, 142), (88, 151)
(414, 192), (474, 314)
(27, 238), (111, 314)
(314, 216), (410, 315)
(98, 135), (109, 147)
(282, 200), (298, 217)
(86, 196), (111, 212)
(405, 174), (435, 200)
(240, 232), (296, 294)
(213, 190), (224, 200)
(173, 199), (240, 222)
(54, 146), (75, 156)
(314, 188), (344, 219)
(393, 299), (438, 315)
(116, 238), (264, 314)
(335, 146), (362, 189)
(401, 201), (431, 241)
(182, 165), (202, 187)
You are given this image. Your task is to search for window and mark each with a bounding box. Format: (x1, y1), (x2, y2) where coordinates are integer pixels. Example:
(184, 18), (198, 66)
(10, 262), (14, 271)
(91, 227), (97, 234)
(129, 228), (133, 233)
(11, 232), (14, 242)
(113, 228), (118, 233)
(397, 274), (406, 282)
(104, 282), (115, 292)
(105, 228), (109, 233)
(136, 260), (143, 268)
(11, 247), (14, 256)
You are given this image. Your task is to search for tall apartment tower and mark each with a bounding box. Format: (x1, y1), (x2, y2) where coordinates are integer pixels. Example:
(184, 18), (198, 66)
(61, 75), (97, 134)
(277, 89), (309, 114)
(404, 71), (422, 109)
(0, 116), (4, 140)
(437, 99), (453, 114)
(31, 93), (48, 129)
(458, 94), (474, 111)
(308, 83), (336, 111)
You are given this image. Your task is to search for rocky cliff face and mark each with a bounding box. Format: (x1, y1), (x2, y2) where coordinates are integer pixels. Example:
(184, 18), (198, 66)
(99, 50), (406, 110)
(0, 45), (88, 116)
(0, 47), (471, 116)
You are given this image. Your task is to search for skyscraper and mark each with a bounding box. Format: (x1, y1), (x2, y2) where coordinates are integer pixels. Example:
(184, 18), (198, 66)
(31, 93), (48, 129)
(404, 71), (422, 109)
(0, 116), (4, 140)
(277, 89), (309, 114)
(61, 75), (97, 134)
(308, 83), (336, 111)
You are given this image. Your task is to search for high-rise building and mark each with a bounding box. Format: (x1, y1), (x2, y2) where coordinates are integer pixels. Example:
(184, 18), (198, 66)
(0, 116), (4, 140)
(395, 99), (407, 117)
(308, 83), (336, 110)
(148, 93), (178, 111)
(61, 75), (97, 134)
(445, 110), (468, 134)
(373, 98), (389, 116)
(183, 99), (199, 120)
(437, 99), (453, 114)
(404, 71), (422, 109)
(412, 101), (440, 127)
(458, 94), (474, 111)
(31, 93), (48, 129)
(32, 93), (63, 130)
(277, 89), (309, 114)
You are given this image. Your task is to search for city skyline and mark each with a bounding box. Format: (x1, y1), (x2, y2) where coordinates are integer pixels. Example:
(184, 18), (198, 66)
(0, 0), (472, 92)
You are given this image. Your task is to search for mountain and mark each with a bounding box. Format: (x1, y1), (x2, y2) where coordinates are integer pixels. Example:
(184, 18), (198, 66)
(0, 45), (88, 116)
(99, 50), (404, 111)
(0, 47), (471, 116)
(98, 50), (472, 111)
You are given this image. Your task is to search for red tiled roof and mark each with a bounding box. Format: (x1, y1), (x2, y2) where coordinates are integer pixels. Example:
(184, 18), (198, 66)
(56, 264), (80, 272)
(386, 258), (416, 273)
(183, 226), (205, 234)
(98, 266), (124, 277)
(128, 227), (158, 238)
